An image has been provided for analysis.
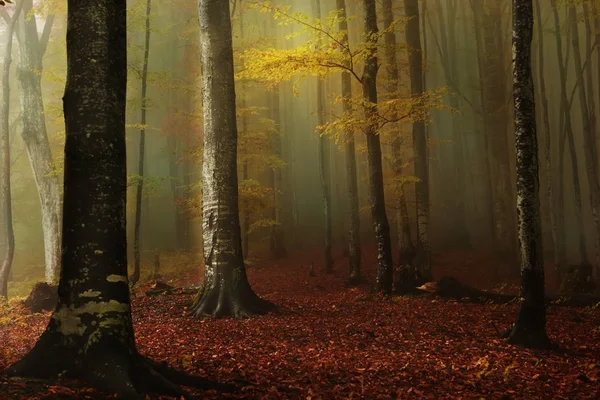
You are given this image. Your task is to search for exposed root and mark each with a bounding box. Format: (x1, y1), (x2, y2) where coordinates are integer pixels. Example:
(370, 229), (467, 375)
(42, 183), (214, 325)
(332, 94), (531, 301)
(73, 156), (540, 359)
(506, 325), (554, 349)
(191, 285), (276, 319)
(4, 343), (238, 399)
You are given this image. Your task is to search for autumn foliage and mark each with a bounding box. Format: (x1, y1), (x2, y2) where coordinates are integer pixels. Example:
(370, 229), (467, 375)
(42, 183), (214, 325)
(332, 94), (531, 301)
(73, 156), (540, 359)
(1, 248), (599, 399)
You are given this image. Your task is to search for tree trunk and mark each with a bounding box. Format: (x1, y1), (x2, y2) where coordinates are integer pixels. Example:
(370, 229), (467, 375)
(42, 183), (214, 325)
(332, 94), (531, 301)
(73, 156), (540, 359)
(507, 0), (550, 348)
(314, 0), (333, 274)
(433, 0), (471, 248)
(335, 0), (362, 285)
(0, 1), (23, 299)
(269, 87), (286, 259)
(567, 3), (600, 286)
(361, 0), (394, 293)
(404, 0), (432, 283)
(471, 0), (516, 261)
(15, 0), (61, 284)
(550, 0), (583, 280)
(191, 0), (275, 318)
(382, 0), (416, 291)
(533, 0), (559, 275)
(130, 0), (152, 287)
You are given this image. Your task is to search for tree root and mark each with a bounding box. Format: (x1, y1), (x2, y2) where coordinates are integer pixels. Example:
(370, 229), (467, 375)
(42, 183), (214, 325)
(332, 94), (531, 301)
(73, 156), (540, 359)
(506, 325), (554, 349)
(4, 345), (238, 399)
(191, 285), (276, 319)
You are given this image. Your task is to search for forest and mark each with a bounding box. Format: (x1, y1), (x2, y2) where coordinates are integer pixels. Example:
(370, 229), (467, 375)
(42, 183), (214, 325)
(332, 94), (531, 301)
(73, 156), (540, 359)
(0, 0), (599, 398)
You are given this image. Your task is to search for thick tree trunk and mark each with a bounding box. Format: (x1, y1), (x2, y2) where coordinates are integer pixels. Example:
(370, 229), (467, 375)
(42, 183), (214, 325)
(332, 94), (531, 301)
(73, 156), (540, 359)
(361, 0), (394, 293)
(567, 4), (600, 286)
(533, 0), (559, 274)
(0, 1), (23, 299)
(382, 0), (416, 291)
(191, 0), (275, 318)
(15, 0), (61, 285)
(404, 0), (432, 283)
(507, 0), (550, 349)
(130, 0), (152, 287)
(336, 0), (362, 285)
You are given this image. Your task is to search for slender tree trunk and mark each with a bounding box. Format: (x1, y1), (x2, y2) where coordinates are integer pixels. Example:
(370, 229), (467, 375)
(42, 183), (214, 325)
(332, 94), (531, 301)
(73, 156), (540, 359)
(314, 0), (333, 274)
(362, 0), (394, 293)
(191, 0), (275, 318)
(550, 0), (584, 281)
(404, 0), (432, 283)
(534, 0), (559, 275)
(269, 87), (286, 259)
(14, 0), (61, 284)
(433, 0), (471, 248)
(0, 1), (23, 299)
(382, 0), (415, 291)
(507, 0), (550, 348)
(470, 3), (497, 253)
(471, 0), (516, 261)
(336, 0), (362, 285)
(130, 0), (152, 286)
(567, 4), (600, 286)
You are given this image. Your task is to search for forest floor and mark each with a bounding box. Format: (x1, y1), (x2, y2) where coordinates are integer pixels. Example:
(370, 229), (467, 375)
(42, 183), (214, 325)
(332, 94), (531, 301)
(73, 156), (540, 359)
(0, 247), (599, 399)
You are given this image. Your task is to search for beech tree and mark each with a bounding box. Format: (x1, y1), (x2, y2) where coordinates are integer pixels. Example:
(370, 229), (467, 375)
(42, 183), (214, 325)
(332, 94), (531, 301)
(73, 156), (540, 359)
(190, 0), (276, 318)
(404, 0), (432, 283)
(0, 0), (23, 299)
(5, 1), (231, 396)
(506, 0), (551, 348)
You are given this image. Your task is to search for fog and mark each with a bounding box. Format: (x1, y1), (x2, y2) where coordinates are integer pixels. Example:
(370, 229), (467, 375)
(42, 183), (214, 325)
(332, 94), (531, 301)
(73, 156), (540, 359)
(1, 0), (599, 296)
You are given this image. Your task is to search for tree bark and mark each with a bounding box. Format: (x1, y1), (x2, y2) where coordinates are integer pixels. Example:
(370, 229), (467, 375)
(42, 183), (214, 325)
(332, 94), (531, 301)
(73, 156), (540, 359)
(191, 0), (275, 318)
(404, 0), (432, 283)
(361, 0), (394, 293)
(567, 3), (600, 286)
(15, 0), (61, 285)
(0, 0), (23, 299)
(382, 0), (416, 291)
(507, 0), (551, 349)
(130, 0), (152, 287)
(335, 0), (362, 285)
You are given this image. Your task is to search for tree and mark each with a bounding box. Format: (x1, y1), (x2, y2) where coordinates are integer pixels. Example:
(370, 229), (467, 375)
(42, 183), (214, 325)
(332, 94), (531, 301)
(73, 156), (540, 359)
(0, 0), (23, 299)
(506, 0), (551, 349)
(404, 0), (432, 283)
(335, 0), (362, 285)
(4, 1), (230, 396)
(362, 0), (394, 293)
(130, 0), (152, 286)
(191, 0), (276, 318)
(382, 0), (416, 292)
(314, 0), (334, 274)
(7, 0), (62, 285)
